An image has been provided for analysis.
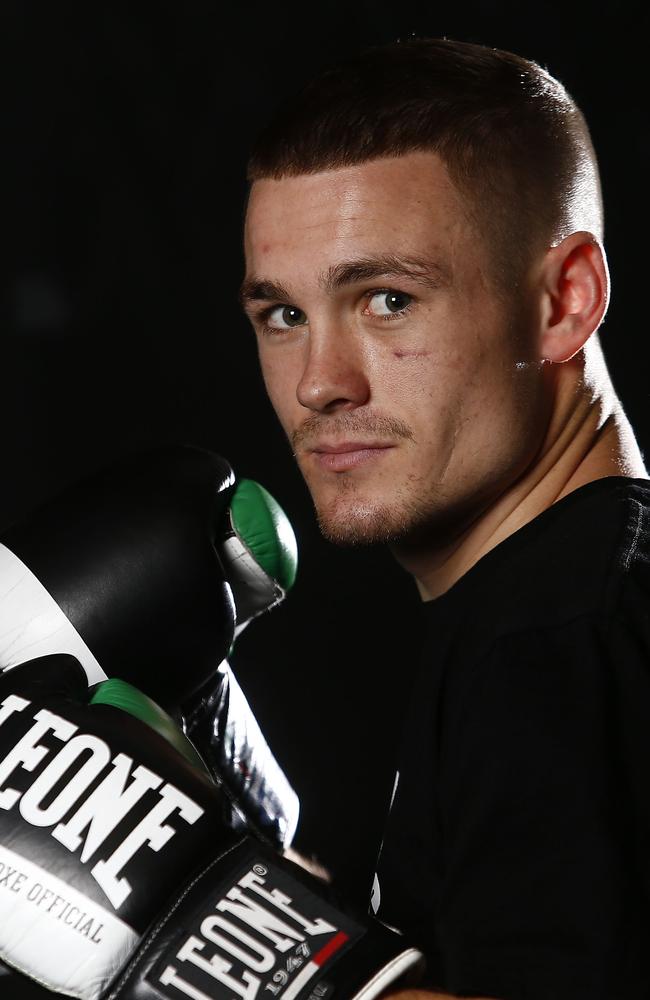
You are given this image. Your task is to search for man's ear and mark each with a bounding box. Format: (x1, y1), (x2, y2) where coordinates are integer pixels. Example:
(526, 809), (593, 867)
(538, 232), (610, 363)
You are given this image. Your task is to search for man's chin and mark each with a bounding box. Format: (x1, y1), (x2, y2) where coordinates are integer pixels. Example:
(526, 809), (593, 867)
(314, 498), (410, 547)
(310, 482), (470, 549)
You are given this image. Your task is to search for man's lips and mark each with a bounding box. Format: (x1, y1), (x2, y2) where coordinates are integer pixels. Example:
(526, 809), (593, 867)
(311, 440), (394, 454)
(307, 441), (396, 472)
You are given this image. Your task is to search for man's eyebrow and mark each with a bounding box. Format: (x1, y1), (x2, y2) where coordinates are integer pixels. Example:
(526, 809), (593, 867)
(239, 254), (449, 310)
(321, 254), (450, 292)
(239, 278), (294, 309)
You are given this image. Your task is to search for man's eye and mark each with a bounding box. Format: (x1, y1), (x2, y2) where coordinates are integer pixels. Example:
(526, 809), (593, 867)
(266, 305), (308, 330)
(365, 290), (413, 319)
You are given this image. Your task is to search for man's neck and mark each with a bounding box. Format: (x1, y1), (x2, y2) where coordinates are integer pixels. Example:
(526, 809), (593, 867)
(393, 349), (648, 601)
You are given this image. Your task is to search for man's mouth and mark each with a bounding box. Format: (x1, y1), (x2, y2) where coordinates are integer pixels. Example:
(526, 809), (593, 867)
(308, 441), (396, 472)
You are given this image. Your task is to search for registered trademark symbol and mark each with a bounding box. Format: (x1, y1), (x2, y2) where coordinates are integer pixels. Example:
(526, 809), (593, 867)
(253, 864), (267, 877)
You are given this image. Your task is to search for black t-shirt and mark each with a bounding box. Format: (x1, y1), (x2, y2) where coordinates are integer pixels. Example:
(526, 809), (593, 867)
(374, 476), (650, 999)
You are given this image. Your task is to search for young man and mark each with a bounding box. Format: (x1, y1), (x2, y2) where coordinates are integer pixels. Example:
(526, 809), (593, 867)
(240, 38), (650, 999)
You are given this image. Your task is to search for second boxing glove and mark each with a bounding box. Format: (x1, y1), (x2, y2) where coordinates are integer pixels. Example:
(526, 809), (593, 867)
(0, 656), (424, 1000)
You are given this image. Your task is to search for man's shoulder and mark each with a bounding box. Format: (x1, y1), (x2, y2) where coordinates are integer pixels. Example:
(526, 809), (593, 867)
(428, 475), (650, 645)
(414, 477), (650, 745)
(506, 476), (650, 617)
(506, 474), (650, 617)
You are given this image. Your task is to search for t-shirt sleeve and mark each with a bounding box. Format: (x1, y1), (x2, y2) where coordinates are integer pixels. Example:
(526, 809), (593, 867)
(436, 606), (650, 999)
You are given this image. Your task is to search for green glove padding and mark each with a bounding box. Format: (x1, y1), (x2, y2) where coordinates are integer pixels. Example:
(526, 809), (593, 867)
(222, 478), (298, 632)
(230, 479), (298, 593)
(89, 677), (208, 775)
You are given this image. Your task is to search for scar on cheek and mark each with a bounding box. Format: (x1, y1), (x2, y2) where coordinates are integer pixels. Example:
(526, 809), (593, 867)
(393, 349), (431, 359)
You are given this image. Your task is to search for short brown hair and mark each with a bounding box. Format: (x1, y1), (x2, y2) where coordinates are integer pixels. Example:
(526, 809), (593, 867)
(247, 38), (603, 289)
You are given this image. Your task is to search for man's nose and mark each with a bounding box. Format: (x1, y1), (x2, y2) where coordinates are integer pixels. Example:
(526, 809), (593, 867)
(296, 326), (370, 413)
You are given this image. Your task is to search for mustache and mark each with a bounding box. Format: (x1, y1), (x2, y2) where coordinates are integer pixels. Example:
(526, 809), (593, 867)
(291, 412), (414, 452)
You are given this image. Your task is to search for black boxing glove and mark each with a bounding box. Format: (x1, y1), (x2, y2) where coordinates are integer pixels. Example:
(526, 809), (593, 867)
(0, 445), (299, 852)
(0, 656), (424, 1000)
(179, 470), (300, 851)
(0, 445), (236, 706)
(0, 654), (228, 997)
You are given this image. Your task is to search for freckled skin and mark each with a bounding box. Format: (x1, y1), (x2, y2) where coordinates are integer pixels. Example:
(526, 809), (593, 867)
(393, 350), (431, 360)
(243, 152), (551, 546)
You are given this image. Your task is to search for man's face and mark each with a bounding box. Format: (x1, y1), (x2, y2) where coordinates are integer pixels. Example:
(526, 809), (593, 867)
(243, 151), (549, 547)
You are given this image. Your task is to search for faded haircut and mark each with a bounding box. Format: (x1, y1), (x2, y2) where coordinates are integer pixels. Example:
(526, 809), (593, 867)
(246, 37), (603, 292)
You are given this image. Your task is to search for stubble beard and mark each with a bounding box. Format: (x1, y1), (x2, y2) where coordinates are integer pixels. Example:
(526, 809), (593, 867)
(308, 471), (441, 546)
(291, 411), (423, 545)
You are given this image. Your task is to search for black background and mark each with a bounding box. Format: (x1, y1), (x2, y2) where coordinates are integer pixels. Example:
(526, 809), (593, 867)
(3, 1), (648, 904)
